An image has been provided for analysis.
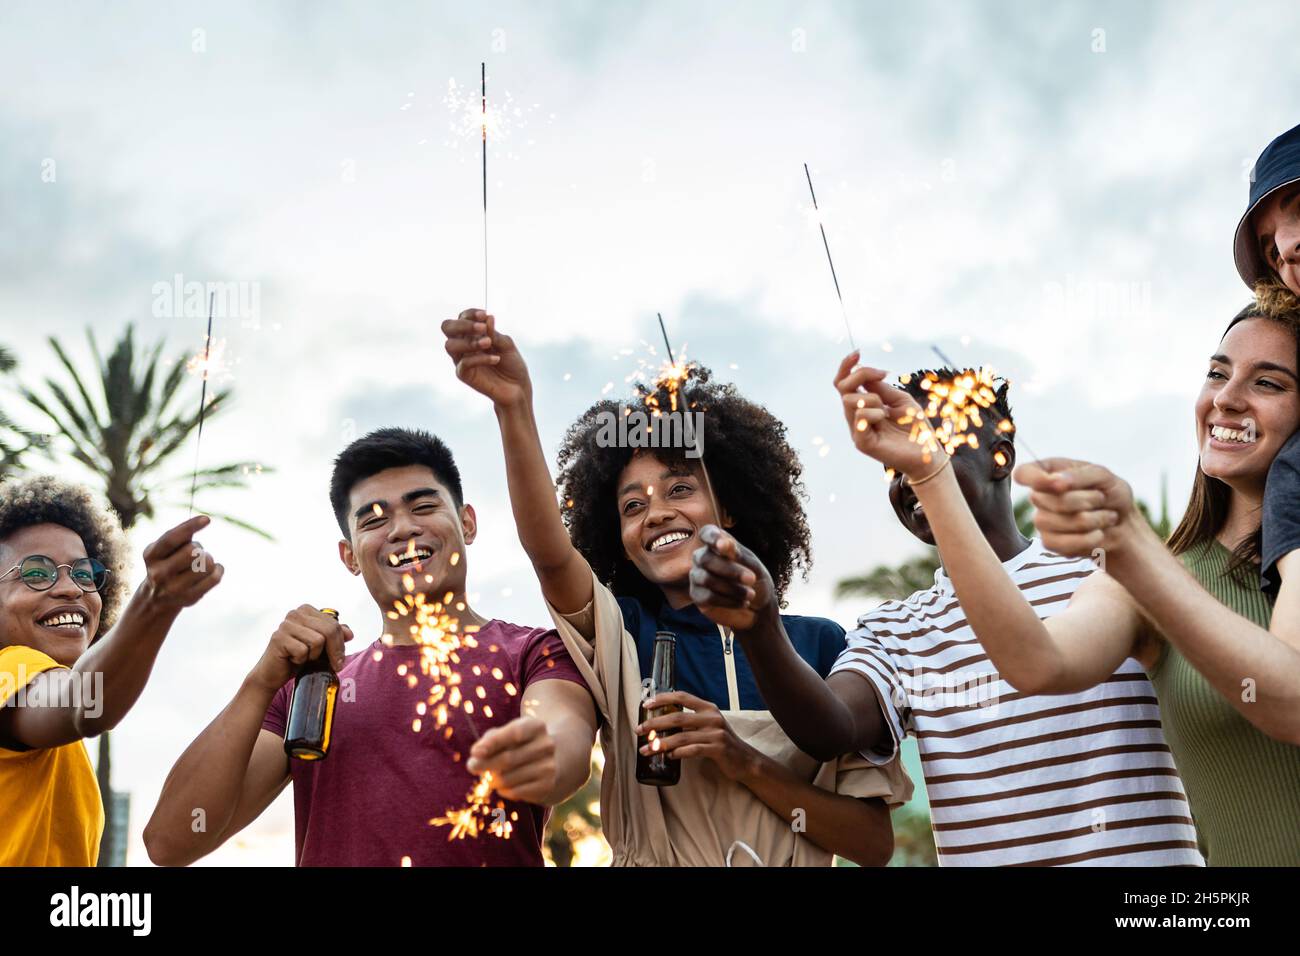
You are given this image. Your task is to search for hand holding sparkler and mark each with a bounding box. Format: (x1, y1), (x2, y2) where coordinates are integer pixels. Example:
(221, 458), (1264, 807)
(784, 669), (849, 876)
(1014, 458), (1131, 558)
(688, 524), (776, 633)
(441, 309), (532, 408)
(834, 352), (950, 481)
(464, 714), (559, 804)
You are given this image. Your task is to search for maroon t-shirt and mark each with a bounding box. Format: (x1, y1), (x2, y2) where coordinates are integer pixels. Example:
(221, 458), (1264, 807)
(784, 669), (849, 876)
(262, 619), (588, 866)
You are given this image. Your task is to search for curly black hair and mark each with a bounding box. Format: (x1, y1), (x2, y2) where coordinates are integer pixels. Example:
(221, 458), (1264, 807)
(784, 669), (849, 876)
(555, 365), (812, 611)
(0, 475), (130, 639)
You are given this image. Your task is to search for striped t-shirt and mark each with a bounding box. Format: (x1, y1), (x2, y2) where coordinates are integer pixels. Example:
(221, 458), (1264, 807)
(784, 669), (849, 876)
(831, 538), (1204, 867)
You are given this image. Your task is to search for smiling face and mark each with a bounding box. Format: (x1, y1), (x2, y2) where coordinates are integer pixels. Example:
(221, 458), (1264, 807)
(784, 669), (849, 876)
(1253, 183), (1300, 297)
(1195, 317), (1300, 492)
(0, 523), (103, 667)
(616, 452), (727, 600)
(337, 464), (475, 611)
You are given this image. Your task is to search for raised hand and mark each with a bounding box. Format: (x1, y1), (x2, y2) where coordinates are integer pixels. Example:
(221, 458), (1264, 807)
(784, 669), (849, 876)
(834, 351), (947, 480)
(440, 309), (532, 408)
(140, 515), (225, 611)
(1014, 458), (1133, 558)
(688, 524), (775, 633)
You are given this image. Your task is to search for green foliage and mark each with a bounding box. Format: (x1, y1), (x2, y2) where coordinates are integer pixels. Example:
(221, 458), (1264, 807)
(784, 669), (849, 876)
(21, 323), (271, 535)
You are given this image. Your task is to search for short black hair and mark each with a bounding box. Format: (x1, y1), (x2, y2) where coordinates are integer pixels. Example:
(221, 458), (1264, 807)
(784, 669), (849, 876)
(899, 366), (1014, 448)
(555, 364), (812, 611)
(329, 428), (464, 538)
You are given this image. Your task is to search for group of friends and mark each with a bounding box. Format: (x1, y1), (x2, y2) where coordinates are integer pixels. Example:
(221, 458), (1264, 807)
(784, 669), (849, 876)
(3, 124), (1300, 868)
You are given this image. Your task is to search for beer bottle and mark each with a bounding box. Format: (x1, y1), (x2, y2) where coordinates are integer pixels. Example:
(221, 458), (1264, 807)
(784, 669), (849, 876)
(636, 631), (681, 786)
(284, 608), (341, 761)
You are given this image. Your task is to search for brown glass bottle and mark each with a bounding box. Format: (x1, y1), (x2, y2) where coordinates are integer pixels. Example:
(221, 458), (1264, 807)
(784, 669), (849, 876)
(284, 608), (341, 761)
(636, 631), (681, 786)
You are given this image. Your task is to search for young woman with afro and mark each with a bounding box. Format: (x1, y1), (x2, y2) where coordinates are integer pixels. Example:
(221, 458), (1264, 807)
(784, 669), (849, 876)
(442, 309), (911, 867)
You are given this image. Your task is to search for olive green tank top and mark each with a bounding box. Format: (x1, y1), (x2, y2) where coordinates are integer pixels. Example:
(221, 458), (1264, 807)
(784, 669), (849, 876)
(1149, 539), (1300, 865)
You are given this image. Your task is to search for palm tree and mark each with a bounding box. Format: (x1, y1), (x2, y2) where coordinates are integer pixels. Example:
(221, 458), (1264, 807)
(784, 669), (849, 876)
(0, 344), (48, 479)
(22, 322), (272, 865)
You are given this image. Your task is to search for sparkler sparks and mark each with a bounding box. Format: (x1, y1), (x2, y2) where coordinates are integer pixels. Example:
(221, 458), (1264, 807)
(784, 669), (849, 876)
(387, 562), (521, 842)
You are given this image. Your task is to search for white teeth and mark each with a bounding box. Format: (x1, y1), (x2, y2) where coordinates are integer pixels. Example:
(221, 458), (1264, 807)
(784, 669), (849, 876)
(650, 531), (690, 552)
(1211, 425), (1256, 444)
(391, 547), (433, 566)
(41, 612), (85, 628)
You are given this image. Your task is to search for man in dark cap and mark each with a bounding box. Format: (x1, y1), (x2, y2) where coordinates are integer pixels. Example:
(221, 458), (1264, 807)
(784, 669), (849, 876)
(1235, 122), (1300, 298)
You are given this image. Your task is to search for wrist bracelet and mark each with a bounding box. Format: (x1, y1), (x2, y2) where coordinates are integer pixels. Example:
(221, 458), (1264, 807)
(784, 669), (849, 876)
(905, 456), (951, 487)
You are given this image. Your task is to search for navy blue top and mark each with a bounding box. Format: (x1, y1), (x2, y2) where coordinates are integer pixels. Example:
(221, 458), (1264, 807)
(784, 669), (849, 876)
(617, 595), (846, 710)
(1262, 428), (1300, 597)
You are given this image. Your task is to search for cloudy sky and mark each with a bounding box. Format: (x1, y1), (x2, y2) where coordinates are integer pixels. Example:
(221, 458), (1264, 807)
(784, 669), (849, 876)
(3, 0), (1299, 865)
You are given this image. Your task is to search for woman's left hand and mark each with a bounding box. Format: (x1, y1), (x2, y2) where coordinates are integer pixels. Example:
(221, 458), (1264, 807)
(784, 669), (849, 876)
(636, 691), (759, 782)
(1014, 457), (1140, 559)
(688, 524), (777, 633)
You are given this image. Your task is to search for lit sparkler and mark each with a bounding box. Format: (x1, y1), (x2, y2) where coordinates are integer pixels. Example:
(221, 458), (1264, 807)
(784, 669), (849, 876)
(187, 292), (217, 514)
(387, 552), (519, 841)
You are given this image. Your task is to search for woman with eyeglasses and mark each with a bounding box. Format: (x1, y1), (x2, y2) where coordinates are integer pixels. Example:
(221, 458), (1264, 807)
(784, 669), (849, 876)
(0, 475), (225, 865)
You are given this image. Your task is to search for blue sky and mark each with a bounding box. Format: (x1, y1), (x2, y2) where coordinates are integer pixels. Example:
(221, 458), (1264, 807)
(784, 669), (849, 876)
(3, 0), (1299, 863)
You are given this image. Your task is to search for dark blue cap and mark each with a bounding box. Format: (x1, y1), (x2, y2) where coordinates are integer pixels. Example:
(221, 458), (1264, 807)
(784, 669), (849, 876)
(1235, 122), (1300, 290)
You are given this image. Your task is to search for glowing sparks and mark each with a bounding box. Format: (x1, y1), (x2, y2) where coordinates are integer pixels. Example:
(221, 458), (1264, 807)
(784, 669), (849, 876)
(185, 336), (232, 385)
(390, 570), (518, 842)
(896, 367), (1010, 461)
(429, 771), (516, 841)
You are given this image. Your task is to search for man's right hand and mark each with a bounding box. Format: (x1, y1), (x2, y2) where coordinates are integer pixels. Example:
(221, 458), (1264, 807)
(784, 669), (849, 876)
(248, 605), (353, 693)
(441, 309), (532, 408)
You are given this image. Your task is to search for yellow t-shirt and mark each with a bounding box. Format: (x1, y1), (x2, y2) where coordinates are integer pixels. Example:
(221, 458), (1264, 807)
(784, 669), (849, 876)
(0, 645), (104, 866)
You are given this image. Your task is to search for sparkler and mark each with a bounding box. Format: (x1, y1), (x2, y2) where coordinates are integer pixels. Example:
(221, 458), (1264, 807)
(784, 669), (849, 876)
(803, 163), (856, 350)
(385, 546), (518, 841)
(187, 292), (216, 514)
(481, 61), (488, 308)
(643, 316), (724, 526)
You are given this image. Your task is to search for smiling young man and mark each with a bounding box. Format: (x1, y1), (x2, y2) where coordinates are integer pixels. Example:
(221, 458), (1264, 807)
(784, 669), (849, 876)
(145, 428), (597, 867)
(0, 476), (223, 865)
(721, 364), (1205, 866)
(1236, 121), (1300, 301)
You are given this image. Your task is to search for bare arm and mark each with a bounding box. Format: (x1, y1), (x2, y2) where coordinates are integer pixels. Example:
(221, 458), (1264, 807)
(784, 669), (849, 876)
(832, 356), (1148, 695)
(467, 678), (598, 806)
(1034, 463), (1300, 743)
(442, 309), (593, 615)
(736, 756), (894, 866)
(912, 464), (1151, 693)
(144, 605), (351, 866)
(0, 516), (223, 750)
(144, 683), (290, 866)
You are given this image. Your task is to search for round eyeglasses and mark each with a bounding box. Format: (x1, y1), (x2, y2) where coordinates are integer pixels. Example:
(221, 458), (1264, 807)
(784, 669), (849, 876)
(0, 555), (109, 593)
